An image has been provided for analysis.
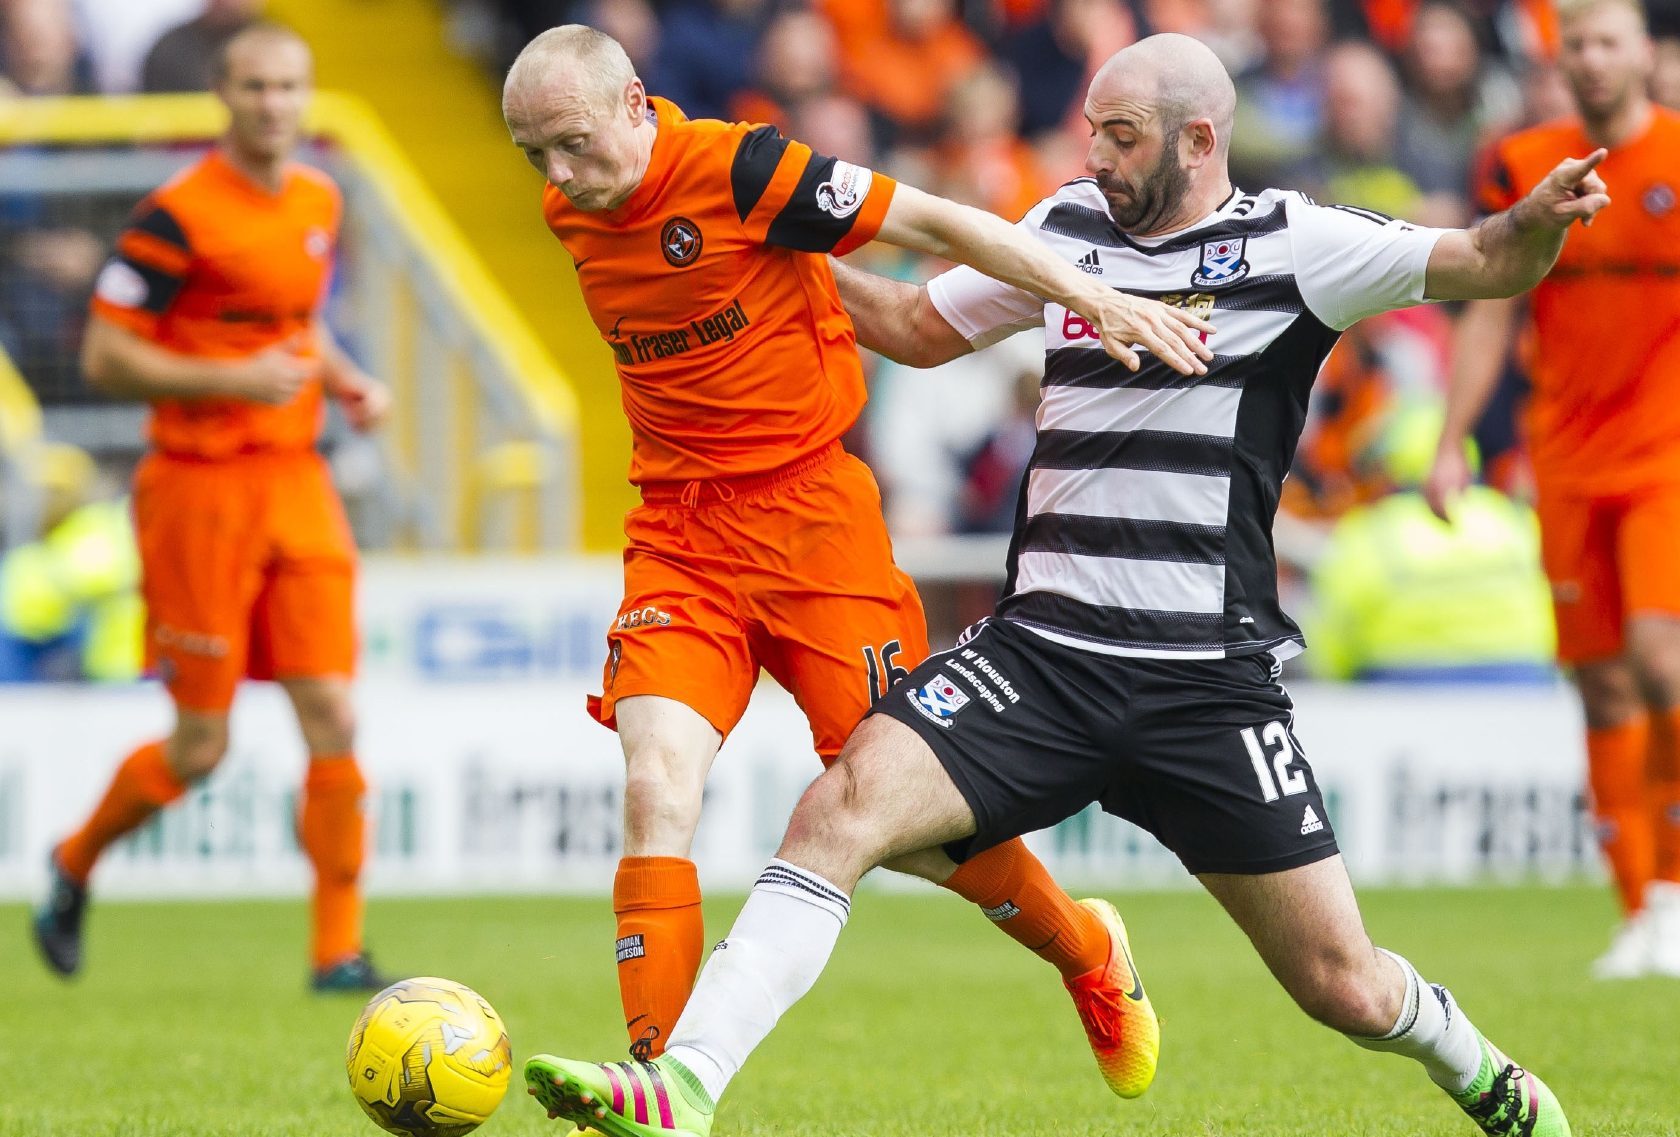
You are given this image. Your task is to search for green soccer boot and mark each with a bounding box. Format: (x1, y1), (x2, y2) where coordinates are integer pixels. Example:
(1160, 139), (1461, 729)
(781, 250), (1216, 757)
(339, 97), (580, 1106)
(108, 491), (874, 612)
(1451, 1036), (1572, 1137)
(526, 1053), (714, 1137)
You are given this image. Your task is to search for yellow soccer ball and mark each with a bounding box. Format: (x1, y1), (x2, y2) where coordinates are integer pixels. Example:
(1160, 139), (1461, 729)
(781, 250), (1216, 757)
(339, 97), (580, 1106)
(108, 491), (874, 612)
(346, 977), (513, 1137)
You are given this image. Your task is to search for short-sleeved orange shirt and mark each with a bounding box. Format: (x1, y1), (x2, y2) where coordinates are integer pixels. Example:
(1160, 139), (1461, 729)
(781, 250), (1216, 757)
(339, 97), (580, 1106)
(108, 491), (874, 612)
(1478, 109), (1680, 494)
(542, 97), (896, 486)
(89, 150), (341, 458)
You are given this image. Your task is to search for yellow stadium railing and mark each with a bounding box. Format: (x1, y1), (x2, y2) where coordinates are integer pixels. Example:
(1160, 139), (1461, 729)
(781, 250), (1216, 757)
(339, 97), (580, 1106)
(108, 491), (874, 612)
(0, 92), (580, 551)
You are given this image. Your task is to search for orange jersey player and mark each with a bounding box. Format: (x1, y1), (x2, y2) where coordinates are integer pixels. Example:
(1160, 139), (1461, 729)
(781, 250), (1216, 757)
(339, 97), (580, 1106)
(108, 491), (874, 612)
(502, 25), (1214, 1088)
(30, 24), (395, 993)
(1429, 0), (1680, 978)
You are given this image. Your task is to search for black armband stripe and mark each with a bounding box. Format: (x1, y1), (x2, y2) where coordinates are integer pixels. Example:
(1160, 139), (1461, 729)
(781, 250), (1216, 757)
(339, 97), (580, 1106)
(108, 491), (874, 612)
(730, 124), (788, 222)
(132, 203), (190, 253)
(764, 152), (859, 252)
(120, 254), (186, 315)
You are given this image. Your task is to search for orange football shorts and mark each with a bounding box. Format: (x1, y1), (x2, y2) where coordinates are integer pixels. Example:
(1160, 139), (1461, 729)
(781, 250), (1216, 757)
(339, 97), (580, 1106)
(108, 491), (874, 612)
(135, 450), (358, 712)
(589, 440), (929, 761)
(1537, 479), (1680, 664)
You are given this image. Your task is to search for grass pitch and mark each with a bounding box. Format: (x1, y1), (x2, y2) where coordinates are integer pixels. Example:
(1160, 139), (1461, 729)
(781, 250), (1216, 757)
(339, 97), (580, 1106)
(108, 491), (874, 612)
(3, 884), (1676, 1136)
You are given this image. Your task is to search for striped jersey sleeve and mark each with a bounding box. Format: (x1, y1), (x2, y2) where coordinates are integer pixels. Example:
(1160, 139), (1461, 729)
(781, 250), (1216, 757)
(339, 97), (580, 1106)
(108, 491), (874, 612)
(1283, 195), (1446, 331)
(728, 125), (896, 255)
(90, 200), (192, 336)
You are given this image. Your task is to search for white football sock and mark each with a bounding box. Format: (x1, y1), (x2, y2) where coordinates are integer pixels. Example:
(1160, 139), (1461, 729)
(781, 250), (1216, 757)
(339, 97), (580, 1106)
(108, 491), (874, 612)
(663, 859), (852, 1103)
(1351, 949), (1485, 1093)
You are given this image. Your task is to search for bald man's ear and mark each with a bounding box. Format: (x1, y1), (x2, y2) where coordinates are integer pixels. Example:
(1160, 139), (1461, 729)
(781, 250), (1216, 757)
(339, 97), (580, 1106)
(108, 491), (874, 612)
(1182, 119), (1218, 167)
(624, 77), (647, 121)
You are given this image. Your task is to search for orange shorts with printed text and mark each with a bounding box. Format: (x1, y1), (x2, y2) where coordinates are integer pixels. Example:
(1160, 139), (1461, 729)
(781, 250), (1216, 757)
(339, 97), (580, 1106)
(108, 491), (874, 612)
(135, 450), (358, 712)
(589, 441), (929, 761)
(1537, 480), (1680, 664)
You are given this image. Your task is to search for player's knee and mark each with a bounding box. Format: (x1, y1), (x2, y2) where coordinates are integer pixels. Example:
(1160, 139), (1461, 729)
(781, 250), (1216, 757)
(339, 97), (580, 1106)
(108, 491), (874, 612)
(1575, 662), (1643, 728)
(300, 695), (357, 755)
(621, 741), (707, 845)
(1625, 629), (1680, 705)
(167, 723), (228, 782)
(783, 762), (885, 862)
(1293, 954), (1395, 1036)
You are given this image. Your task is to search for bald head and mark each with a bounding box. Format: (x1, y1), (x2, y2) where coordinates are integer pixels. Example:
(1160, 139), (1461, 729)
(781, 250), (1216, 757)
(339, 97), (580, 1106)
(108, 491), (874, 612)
(1081, 34), (1237, 235)
(503, 25), (657, 212)
(504, 24), (636, 114)
(1090, 33), (1236, 158)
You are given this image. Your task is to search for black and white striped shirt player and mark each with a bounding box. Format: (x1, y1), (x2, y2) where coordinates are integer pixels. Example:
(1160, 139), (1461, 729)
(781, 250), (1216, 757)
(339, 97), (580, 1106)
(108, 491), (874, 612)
(928, 180), (1446, 661)
(873, 181), (1445, 878)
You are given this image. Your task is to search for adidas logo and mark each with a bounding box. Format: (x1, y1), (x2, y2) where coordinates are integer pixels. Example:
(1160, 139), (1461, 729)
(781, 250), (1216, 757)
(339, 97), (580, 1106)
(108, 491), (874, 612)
(1076, 249), (1102, 275)
(1300, 804), (1324, 835)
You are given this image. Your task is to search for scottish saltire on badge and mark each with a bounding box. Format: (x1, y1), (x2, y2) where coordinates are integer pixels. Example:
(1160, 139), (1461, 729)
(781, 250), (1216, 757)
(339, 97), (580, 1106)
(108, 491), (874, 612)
(1190, 235), (1249, 287)
(907, 674), (971, 727)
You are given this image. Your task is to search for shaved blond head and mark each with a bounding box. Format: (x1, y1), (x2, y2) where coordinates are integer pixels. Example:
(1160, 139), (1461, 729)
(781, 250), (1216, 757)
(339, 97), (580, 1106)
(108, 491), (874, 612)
(1091, 33), (1236, 157)
(503, 24), (636, 112)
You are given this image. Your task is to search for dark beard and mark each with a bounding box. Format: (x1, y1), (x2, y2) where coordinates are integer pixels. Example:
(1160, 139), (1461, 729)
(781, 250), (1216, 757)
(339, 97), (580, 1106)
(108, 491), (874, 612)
(1096, 135), (1191, 233)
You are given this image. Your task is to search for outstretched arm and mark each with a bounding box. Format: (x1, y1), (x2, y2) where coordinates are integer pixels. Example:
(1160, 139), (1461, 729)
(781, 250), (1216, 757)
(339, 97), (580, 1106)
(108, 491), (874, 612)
(829, 259), (972, 369)
(873, 183), (1213, 375)
(1424, 150), (1610, 301)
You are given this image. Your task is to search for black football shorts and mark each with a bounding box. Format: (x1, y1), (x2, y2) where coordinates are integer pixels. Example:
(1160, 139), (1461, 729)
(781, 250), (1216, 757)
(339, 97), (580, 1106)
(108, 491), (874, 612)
(870, 617), (1340, 875)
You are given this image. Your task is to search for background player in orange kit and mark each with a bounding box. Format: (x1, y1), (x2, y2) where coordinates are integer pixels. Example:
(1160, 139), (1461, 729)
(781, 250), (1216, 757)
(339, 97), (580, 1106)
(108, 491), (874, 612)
(502, 24), (1214, 1089)
(29, 23), (395, 992)
(1428, 0), (1680, 978)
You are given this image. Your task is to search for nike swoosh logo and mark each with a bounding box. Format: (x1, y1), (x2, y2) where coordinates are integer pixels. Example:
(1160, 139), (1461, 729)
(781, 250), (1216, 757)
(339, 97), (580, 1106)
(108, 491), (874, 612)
(1117, 933), (1146, 1003)
(626, 1013), (648, 1030)
(1028, 932), (1061, 953)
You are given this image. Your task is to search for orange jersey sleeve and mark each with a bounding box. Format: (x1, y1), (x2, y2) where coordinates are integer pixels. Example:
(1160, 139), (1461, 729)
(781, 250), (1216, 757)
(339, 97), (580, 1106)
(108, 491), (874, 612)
(88, 152), (341, 458)
(1496, 111), (1680, 494)
(544, 98), (895, 485)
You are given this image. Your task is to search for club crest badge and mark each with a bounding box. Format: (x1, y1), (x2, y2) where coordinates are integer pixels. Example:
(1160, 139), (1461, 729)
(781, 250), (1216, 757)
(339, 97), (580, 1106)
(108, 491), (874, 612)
(1190, 235), (1250, 288)
(907, 673), (971, 728)
(661, 217), (703, 267)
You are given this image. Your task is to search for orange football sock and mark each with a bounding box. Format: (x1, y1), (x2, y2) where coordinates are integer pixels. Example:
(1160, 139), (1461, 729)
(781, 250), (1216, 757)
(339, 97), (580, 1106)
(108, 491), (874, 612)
(943, 838), (1108, 978)
(1651, 709), (1680, 883)
(57, 740), (187, 885)
(613, 856), (704, 1059)
(1587, 719), (1656, 913)
(300, 755), (368, 969)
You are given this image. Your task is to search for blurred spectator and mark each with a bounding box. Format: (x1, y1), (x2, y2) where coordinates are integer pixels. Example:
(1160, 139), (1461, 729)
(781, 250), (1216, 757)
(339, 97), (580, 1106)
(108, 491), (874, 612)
(786, 92), (876, 166)
(1, 0), (94, 96)
(1392, 0), (1520, 224)
(823, 0), (985, 143)
(1305, 401), (1555, 683)
(0, 225), (103, 402)
(71, 0), (198, 93)
(1230, 0), (1330, 187)
(654, 0), (769, 122)
(574, 0), (658, 76)
(931, 61), (1050, 221)
(1285, 303), (1451, 524)
(1288, 40), (1425, 221)
(1654, 34), (1680, 108)
(996, 0), (1135, 141)
(953, 353), (1040, 534)
(140, 0), (264, 94)
(868, 332), (1041, 538)
(730, 7), (837, 128)
(1359, 0), (1559, 64)
(0, 442), (142, 683)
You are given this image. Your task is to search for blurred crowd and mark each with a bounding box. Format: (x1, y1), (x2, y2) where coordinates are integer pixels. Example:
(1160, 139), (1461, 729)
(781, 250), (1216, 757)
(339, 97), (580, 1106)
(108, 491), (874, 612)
(4, 0), (1679, 681)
